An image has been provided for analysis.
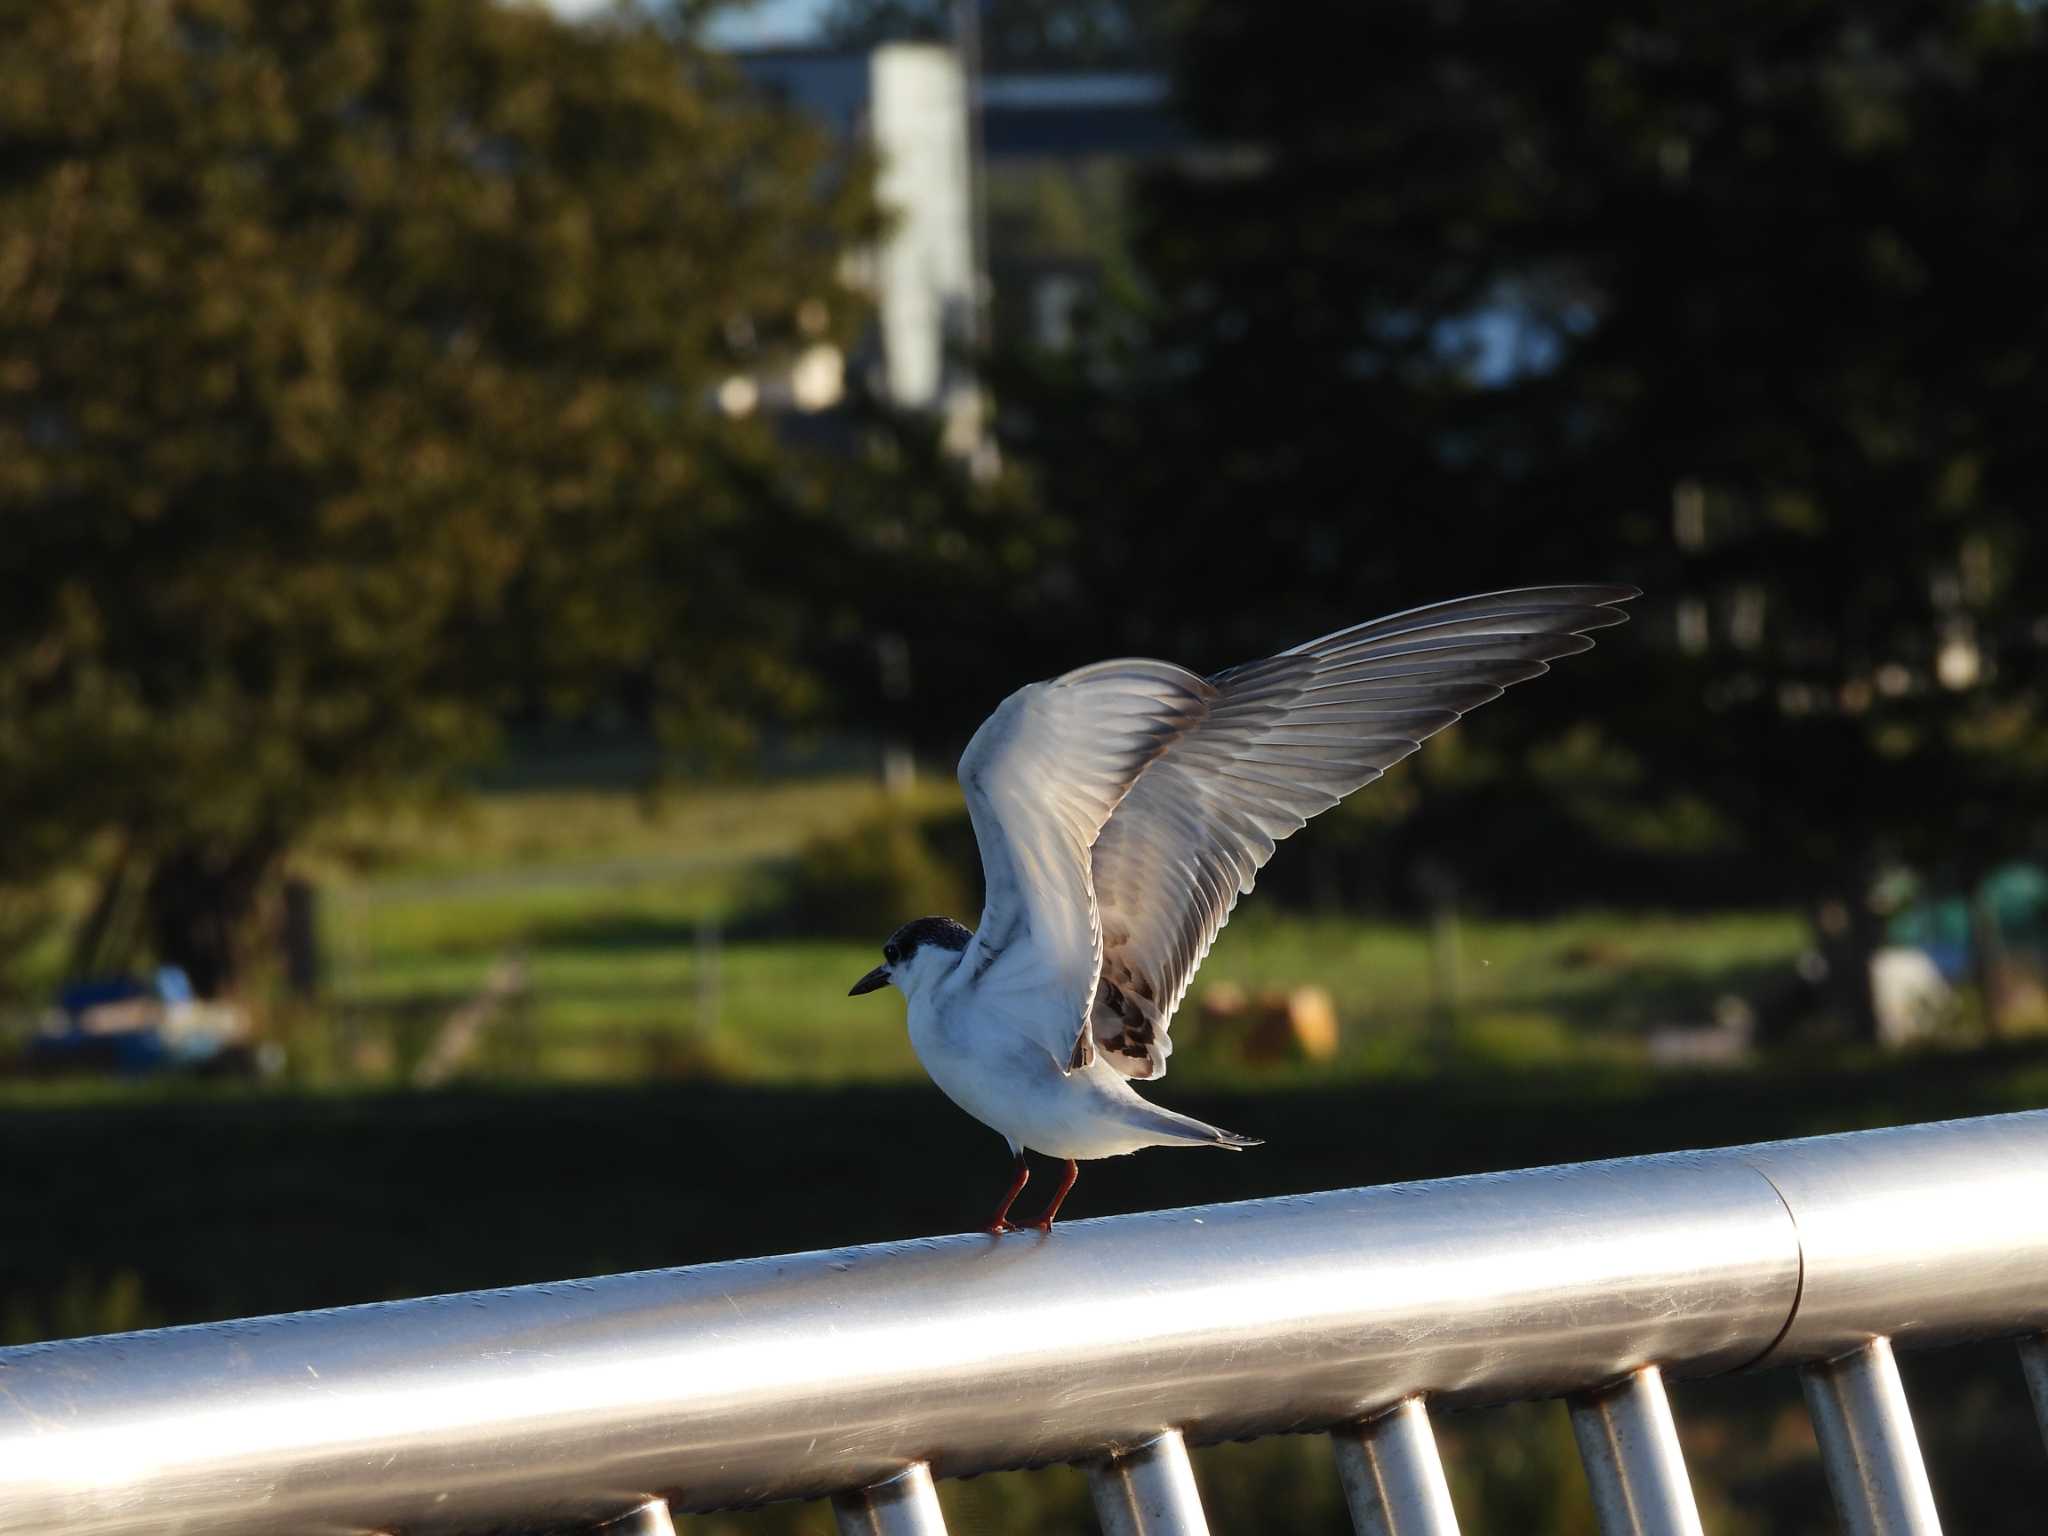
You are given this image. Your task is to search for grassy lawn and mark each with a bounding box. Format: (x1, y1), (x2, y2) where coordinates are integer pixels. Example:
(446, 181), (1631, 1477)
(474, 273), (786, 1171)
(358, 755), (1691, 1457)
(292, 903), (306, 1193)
(300, 779), (1812, 1086)
(306, 778), (939, 1081)
(330, 883), (1807, 1085)
(0, 778), (1820, 1088)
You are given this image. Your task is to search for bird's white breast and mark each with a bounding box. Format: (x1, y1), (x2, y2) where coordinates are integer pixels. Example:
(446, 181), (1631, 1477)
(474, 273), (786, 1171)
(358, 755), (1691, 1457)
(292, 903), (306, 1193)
(905, 987), (1170, 1160)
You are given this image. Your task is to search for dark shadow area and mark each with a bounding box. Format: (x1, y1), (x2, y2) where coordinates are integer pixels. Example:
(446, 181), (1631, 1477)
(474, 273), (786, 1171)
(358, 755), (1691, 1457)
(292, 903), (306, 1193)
(8, 1047), (2047, 1334)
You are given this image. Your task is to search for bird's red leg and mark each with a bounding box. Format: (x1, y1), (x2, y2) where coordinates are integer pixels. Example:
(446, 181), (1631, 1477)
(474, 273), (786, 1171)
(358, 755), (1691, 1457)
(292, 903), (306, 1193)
(983, 1151), (1030, 1235)
(1030, 1159), (1080, 1233)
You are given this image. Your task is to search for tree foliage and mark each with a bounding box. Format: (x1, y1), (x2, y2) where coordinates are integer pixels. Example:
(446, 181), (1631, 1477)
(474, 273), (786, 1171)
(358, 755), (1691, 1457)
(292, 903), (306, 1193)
(996, 0), (2048, 1033)
(0, 0), (888, 992)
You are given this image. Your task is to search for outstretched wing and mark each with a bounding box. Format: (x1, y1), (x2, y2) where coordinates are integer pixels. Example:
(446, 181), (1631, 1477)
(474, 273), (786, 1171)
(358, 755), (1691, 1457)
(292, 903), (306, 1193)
(955, 658), (1212, 1072)
(1085, 585), (1639, 1079)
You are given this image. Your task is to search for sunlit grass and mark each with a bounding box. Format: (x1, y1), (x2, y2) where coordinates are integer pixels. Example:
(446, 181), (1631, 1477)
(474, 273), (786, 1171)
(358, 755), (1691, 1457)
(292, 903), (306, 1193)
(330, 895), (1809, 1085)
(315, 782), (1807, 1087)
(7, 779), (1814, 1091)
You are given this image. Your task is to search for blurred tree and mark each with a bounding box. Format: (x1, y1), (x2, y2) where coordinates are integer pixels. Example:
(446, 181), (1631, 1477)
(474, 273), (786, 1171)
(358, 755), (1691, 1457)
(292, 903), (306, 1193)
(0, 0), (891, 995)
(996, 0), (2048, 1037)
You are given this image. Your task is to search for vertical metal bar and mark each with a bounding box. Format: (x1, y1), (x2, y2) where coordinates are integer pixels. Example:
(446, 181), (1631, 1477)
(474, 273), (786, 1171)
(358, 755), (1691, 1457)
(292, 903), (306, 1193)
(833, 1463), (950, 1536)
(2019, 1334), (2048, 1457)
(1090, 1429), (1212, 1536)
(1801, 1337), (1942, 1536)
(1568, 1366), (1704, 1536)
(597, 1501), (677, 1535)
(1332, 1397), (1461, 1536)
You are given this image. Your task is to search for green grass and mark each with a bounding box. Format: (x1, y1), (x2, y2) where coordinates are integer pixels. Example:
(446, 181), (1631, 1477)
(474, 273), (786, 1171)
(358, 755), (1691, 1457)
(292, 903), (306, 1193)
(321, 810), (1807, 1086)
(4, 779), (1816, 1088)
(305, 777), (949, 1081)
(327, 869), (922, 1083)
(1168, 907), (1806, 1078)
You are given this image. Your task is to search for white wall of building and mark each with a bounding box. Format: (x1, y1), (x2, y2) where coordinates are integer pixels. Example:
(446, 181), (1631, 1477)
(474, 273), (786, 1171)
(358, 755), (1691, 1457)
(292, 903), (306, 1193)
(868, 45), (976, 413)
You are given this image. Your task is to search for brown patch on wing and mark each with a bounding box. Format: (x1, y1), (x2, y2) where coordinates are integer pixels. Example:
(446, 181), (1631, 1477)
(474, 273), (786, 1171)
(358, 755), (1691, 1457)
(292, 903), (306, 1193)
(1090, 974), (1164, 1079)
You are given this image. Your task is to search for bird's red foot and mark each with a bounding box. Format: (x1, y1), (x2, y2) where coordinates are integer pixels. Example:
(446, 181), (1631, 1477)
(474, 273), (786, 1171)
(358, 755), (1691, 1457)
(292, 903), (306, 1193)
(982, 1151), (1032, 1236)
(1022, 1158), (1080, 1234)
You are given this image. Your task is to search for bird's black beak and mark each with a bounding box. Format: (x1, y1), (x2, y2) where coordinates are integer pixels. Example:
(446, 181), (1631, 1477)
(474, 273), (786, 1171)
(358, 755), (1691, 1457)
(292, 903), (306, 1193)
(848, 965), (891, 997)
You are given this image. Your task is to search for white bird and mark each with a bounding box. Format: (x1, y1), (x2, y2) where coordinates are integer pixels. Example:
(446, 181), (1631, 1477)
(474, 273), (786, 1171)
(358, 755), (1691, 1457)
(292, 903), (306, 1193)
(848, 585), (1638, 1233)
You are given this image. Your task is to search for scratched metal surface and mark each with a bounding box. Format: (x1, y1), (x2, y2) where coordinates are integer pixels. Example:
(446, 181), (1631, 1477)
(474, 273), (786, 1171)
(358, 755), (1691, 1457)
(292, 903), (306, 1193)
(1, 1111), (2043, 1536)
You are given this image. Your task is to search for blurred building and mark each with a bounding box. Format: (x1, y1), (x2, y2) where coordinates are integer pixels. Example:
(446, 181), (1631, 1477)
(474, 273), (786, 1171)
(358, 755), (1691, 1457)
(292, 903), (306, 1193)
(739, 45), (979, 451)
(976, 69), (1185, 356)
(736, 43), (1186, 441)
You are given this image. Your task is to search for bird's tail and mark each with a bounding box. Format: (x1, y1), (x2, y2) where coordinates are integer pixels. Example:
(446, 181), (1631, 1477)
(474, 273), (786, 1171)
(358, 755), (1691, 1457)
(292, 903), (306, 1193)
(1127, 1100), (1263, 1150)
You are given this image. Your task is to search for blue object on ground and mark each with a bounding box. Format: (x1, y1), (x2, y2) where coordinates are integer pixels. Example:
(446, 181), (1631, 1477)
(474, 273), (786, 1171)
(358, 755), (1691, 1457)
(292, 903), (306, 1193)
(32, 967), (221, 1076)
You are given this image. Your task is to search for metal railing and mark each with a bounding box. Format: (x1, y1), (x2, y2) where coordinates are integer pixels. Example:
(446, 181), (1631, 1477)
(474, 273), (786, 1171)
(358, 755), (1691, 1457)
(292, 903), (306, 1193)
(4, 1110), (2047, 1536)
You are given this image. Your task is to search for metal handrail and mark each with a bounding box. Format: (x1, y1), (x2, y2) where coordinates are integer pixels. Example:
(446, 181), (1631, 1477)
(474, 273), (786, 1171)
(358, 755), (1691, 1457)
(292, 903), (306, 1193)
(3, 1110), (2047, 1536)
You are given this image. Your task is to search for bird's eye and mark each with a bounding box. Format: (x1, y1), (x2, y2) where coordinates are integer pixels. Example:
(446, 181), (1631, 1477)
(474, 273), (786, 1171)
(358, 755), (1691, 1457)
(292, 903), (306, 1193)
(884, 943), (899, 964)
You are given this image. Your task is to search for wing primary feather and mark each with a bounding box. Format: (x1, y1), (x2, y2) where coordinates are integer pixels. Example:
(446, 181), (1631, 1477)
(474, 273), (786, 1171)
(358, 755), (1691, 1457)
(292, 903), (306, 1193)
(1082, 585), (1635, 1078)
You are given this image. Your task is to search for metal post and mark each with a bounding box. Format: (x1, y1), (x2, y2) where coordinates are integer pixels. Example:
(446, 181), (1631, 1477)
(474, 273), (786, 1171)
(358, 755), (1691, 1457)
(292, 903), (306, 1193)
(1568, 1366), (1704, 1536)
(833, 1463), (949, 1536)
(597, 1501), (677, 1535)
(1801, 1337), (1942, 1536)
(1333, 1397), (1461, 1536)
(1090, 1430), (1212, 1536)
(2019, 1335), (2048, 1457)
